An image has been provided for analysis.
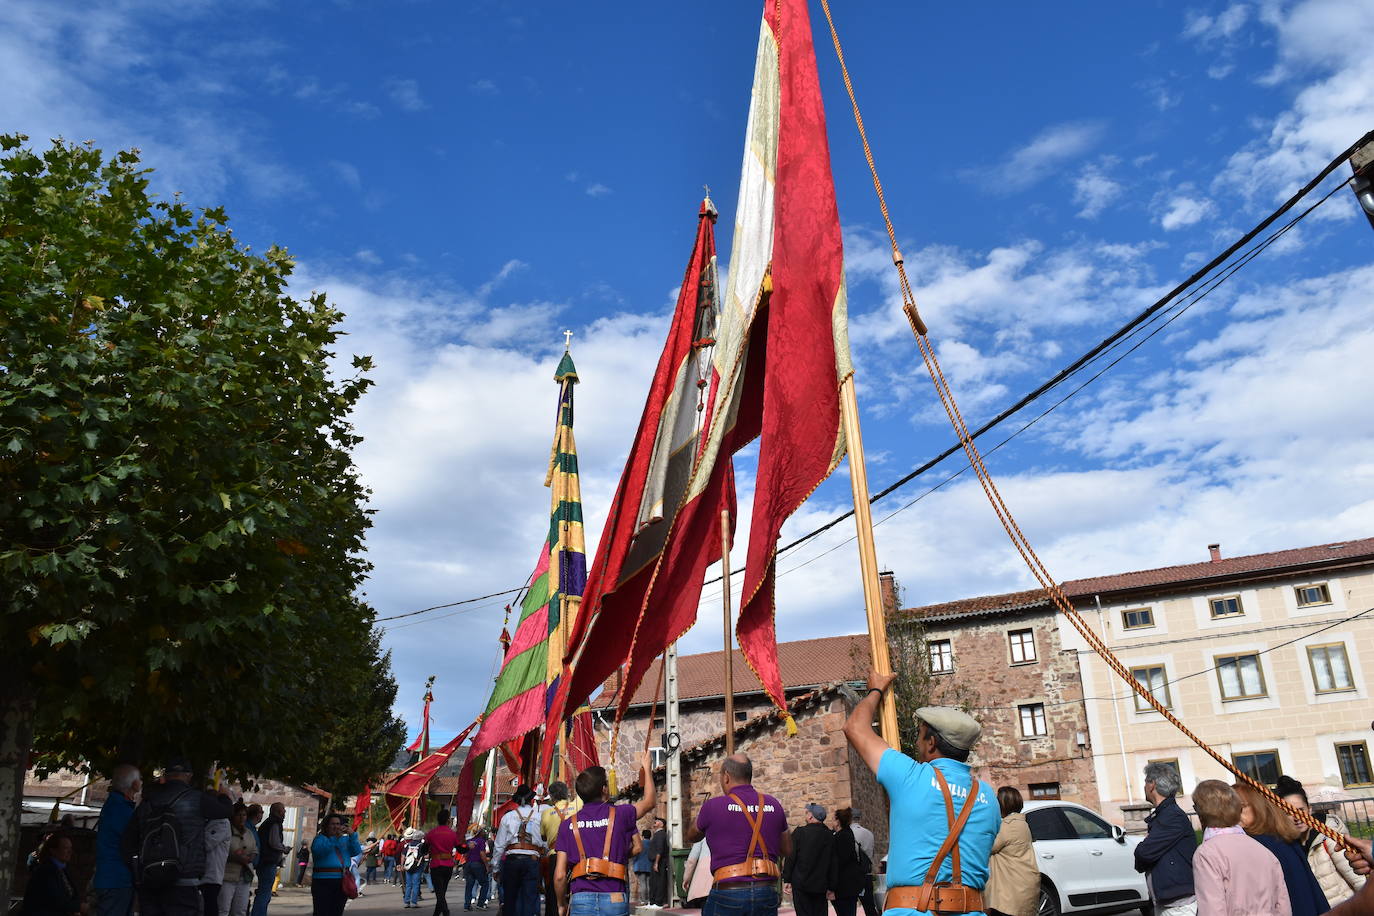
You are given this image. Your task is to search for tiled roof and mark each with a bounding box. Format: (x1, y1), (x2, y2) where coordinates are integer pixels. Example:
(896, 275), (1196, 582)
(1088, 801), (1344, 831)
(590, 633), (868, 710)
(897, 537), (1374, 621)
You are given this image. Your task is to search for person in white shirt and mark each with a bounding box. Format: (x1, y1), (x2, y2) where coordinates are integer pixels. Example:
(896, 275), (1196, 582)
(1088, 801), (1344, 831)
(492, 786), (547, 916)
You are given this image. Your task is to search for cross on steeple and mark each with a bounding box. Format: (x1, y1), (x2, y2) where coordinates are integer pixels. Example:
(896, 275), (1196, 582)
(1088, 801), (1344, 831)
(563, 329), (573, 351)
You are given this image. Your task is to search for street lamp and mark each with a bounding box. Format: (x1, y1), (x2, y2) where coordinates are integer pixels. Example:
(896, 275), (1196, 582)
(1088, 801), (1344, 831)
(1352, 135), (1374, 233)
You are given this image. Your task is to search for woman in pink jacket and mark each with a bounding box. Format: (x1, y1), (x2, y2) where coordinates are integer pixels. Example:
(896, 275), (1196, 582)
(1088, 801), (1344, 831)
(1191, 779), (1290, 916)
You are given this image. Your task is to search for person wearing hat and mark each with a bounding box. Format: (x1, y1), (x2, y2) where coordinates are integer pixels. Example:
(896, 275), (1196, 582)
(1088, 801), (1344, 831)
(843, 672), (999, 916)
(783, 804), (836, 916)
(122, 757), (234, 916)
(402, 827), (429, 908)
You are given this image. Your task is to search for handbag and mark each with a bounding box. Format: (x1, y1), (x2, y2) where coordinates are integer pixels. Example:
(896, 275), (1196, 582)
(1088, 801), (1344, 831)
(337, 848), (359, 900)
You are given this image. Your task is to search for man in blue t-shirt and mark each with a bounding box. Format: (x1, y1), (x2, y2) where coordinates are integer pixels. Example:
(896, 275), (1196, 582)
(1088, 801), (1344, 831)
(553, 752), (657, 916)
(844, 671), (1000, 916)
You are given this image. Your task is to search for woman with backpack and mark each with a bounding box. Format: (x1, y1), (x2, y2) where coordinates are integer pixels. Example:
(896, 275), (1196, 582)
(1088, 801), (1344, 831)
(310, 813), (362, 916)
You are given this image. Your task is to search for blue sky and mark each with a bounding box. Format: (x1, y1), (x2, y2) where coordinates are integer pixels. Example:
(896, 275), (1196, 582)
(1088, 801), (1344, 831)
(5, 0), (1374, 744)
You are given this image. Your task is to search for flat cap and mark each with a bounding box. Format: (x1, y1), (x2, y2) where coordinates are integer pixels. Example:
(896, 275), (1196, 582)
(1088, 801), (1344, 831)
(916, 706), (981, 751)
(806, 804), (826, 822)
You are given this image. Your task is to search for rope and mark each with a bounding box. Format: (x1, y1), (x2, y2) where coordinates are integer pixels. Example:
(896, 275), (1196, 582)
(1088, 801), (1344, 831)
(817, 0), (1352, 853)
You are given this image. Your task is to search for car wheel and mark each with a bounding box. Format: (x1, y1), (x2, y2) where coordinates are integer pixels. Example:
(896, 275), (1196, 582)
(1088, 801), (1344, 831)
(1037, 882), (1061, 916)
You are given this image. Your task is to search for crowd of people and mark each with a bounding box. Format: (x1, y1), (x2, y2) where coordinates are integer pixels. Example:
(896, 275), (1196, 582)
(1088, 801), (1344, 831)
(21, 759), (293, 916)
(21, 687), (1374, 916)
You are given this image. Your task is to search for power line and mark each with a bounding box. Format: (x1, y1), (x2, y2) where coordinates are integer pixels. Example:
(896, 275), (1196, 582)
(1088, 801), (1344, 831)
(375, 133), (1372, 629)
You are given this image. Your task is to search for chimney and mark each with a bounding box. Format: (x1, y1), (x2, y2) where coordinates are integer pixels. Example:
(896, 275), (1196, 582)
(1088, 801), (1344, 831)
(878, 570), (899, 615)
(1208, 543), (1222, 563)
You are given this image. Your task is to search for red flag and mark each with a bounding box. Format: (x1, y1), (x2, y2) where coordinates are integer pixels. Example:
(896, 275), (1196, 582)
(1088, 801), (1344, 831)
(727, 0), (852, 719)
(624, 0), (853, 724)
(565, 707), (600, 774)
(352, 785), (372, 832)
(540, 197), (731, 776)
(407, 687), (433, 755)
(384, 719), (479, 831)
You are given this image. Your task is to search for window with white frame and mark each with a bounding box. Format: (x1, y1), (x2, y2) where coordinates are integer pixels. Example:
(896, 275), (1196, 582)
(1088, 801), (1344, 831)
(928, 639), (954, 674)
(1018, 703), (1047, 737)
(1307, 643), (1356, 694)
(1296, 583), (1332, 607)
(1130, 664), (1173, 712)
(1215, 653), (1267, 701)
(1009, 629), (1037, 664)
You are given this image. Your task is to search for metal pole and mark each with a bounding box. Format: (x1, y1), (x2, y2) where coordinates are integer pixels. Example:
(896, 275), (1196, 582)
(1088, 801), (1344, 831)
(840, 375), (900, 748)
(665, 642), (682, 907)
(721, 509), (736, 755)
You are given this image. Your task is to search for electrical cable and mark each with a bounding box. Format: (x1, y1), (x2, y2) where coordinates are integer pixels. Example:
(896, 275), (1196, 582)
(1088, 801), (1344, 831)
(372, 139), (1369, 628)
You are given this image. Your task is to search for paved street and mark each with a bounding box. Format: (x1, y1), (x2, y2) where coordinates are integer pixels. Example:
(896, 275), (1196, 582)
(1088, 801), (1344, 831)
(261, 884), (804, 916)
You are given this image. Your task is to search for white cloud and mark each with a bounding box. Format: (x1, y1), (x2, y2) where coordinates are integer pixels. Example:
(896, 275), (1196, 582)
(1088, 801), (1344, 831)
(1183, 3), (1251, 42)
(1158, 194), (1214, 230)
(470, 79), (498, 95)
(1222, 0), (1374, 201)
(354, 249), (382, 266)
(973, 121), (1106, 191)
(1073, 164), (1124, 219)
(585, 183), (612, 197)
(386, 78), (428, 112)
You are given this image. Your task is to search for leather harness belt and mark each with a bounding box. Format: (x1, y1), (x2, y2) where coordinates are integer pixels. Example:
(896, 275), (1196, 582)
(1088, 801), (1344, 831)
(569, 806), (628, 882)
(712, 792), (781, 884)
(883, 770), (984, 915)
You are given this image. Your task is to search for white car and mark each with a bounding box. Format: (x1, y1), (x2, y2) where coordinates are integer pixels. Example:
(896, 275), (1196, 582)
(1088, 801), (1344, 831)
(874, 800), (1150, 916)
(1024, 800), (1150, 916)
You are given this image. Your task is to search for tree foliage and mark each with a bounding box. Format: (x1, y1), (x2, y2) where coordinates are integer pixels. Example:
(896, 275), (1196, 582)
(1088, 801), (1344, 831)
(0, 136), (403, 792)
(884, 578), (981, 752)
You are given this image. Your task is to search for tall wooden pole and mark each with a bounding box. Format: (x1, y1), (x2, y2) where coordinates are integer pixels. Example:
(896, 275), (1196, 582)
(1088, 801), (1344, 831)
(720, 509), (736, 755)
(840, 375), (901, 749)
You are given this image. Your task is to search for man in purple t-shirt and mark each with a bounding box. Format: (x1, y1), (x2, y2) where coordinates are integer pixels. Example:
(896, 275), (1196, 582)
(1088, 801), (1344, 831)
(553, 753), (657, 916)
(461, 829), (490, 911)
(686, 754), (792, 916)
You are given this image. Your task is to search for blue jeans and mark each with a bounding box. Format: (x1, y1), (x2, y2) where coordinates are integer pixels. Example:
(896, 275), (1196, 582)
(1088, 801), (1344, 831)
(568, 891), (630, 916)
(703, 883), (780, 916)
(464, 863), (490, 908)
(406, 870), (425, 905)
(384, 857), (397, 882)
(499, 855), (541, 916)
(249, 867), (277, 916)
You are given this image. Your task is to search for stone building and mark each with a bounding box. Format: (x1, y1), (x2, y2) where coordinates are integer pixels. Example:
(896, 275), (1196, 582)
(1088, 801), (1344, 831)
(589, 634), (888, 855)
(885, 536), (1374, 828)
(889, 585), (1101, 812)
(1063, 538), (1374, 821)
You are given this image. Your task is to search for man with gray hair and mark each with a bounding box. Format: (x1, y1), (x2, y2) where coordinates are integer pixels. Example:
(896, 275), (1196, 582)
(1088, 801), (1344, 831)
(1134, 762), (1197, 916)
(94, 764), (142, 916)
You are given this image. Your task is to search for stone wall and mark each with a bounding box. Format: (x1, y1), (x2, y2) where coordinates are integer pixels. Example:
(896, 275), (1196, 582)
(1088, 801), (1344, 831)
(670, 691), (889, 861)
(919, 607), (1102, 814)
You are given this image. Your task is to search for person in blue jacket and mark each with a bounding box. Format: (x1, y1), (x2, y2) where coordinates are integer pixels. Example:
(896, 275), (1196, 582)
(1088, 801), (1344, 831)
(311, 813), (362, 916)
(94, 764), (142, 916)
(1134, 762), (1198, 915)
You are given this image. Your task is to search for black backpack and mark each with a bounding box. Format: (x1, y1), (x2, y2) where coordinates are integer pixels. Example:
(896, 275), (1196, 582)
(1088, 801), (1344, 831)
(137, 787), (193, 889)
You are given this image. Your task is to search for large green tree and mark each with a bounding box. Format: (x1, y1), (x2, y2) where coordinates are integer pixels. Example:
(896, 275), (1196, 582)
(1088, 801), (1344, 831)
(0, 137), (403, 898)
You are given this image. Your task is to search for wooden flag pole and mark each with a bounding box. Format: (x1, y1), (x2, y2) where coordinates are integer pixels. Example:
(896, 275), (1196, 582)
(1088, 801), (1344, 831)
(840, 375), (901, 749)
(720, 509), (736, 755)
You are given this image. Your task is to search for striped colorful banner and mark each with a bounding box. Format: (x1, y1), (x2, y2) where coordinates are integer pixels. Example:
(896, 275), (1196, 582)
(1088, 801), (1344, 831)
(455, 350), (586, 831)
